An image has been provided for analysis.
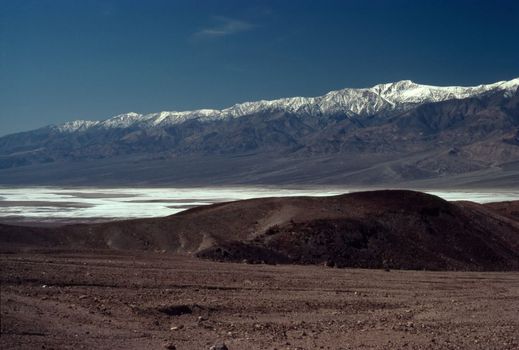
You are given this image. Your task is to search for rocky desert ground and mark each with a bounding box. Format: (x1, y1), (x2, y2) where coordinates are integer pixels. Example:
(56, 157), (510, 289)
(1, 251), (519, 350)
(1, 191), (518, 349)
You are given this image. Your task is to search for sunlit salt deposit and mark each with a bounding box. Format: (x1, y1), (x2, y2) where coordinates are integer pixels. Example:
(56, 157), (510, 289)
(0, 187), (517, 223)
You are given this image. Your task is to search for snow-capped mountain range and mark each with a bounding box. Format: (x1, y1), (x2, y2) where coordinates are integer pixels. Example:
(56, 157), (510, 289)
(56, 78), (519, 132)
(1, 76), (519, 186)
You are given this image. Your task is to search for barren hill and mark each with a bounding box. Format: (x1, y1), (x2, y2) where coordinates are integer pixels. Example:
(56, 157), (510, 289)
(1, 190), (518, 271)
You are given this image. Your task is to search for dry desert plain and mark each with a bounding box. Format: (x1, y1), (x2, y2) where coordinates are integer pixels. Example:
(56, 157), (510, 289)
(1, 191), (519, 349)
(1, 251), (518, 350)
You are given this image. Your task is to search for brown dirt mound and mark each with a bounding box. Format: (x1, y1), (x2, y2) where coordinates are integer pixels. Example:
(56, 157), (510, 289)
(197, 191), (519, 271)
(484, 200), (519, 221)
(1, 190), (518, 271)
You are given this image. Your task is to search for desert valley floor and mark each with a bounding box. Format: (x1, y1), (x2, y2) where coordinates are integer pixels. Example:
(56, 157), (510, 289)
(1, 251), (519, 350)
(1, 189), (519, 349)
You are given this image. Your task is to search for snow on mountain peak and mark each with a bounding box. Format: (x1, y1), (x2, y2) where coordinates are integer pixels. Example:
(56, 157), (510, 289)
(54, 120), (100, 132)
(53, 78), (519, 132)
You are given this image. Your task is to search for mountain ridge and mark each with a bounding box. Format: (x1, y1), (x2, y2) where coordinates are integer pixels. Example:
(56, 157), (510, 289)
(0, 78), (518, 187)
(42, 77), (519, 133)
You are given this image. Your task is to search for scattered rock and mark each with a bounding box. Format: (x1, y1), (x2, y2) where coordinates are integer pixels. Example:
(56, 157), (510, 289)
(325, 260), (335, 268)
(159, 305), (193, 316)
(382, 259), (391, 272)
(164, 343), (176, 350)
(209, 343), (228, 350)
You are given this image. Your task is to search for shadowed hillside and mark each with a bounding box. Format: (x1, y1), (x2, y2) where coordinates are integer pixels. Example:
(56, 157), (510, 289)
(0, 190), (518, 271)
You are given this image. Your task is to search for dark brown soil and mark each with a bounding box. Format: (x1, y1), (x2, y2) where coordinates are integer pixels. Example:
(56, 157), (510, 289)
(1, 251), (519, 350)
(484, 200), (519, 221)
(198, 191), (519, 270)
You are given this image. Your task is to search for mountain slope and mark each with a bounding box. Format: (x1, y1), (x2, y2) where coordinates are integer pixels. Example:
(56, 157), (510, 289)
(0, 78), (518, 186)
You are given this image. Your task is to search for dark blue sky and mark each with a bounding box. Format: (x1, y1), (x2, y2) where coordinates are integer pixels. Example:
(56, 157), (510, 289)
(1, 0), (518, 136)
